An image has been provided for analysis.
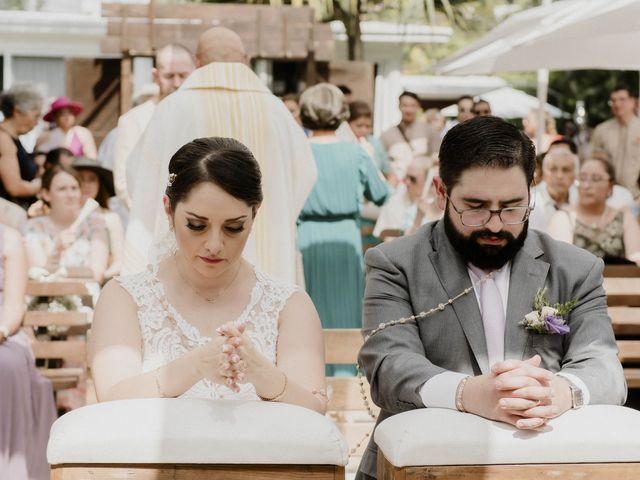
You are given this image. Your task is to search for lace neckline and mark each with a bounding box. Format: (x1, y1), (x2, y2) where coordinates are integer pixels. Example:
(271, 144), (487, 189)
(147, 262), (264, 341)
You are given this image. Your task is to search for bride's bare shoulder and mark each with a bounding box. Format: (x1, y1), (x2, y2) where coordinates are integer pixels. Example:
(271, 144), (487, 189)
(95, 277), (139, 312)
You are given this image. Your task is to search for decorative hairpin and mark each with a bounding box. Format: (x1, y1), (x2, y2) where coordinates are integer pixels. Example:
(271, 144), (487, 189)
(167, 173), (177, 187)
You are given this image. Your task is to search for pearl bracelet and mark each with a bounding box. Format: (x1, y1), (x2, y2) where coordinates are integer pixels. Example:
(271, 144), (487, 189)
(455, 376), (471, 413)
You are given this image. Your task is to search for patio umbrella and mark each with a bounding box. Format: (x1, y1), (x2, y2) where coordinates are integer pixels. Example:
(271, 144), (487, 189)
(440, 86), (567, 119)
(434, 0), (640, 75)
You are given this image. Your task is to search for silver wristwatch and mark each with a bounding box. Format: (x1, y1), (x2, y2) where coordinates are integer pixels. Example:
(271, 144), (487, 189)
(569, 384), (584, 409)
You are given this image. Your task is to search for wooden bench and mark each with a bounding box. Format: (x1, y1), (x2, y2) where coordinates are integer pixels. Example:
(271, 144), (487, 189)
(604, 265), (640, 278)
(378, 228), (403, 242)
(609, 306), (640, 336)
(609, 306), (640, 390)
(604, 278), (640, 307)
(25, 277), (95, 397)
(24, 310), (90, 392)
(323, 328), (375, 456)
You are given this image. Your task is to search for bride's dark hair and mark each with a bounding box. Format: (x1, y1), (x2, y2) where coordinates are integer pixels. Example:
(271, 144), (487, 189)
(165, 137), (263, 212)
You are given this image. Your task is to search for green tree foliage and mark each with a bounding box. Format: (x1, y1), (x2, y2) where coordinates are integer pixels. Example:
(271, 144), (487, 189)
(549, 70), (639, 128)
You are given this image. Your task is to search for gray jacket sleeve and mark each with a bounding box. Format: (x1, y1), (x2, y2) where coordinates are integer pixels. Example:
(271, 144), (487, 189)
(358, 246), (446, 414)
(559, 256), (627, 405)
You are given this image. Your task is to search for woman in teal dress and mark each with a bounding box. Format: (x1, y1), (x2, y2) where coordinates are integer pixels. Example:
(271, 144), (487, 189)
(298, 84), (389, 376)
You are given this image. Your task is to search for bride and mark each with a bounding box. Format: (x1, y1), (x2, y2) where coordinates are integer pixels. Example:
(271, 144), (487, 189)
(89, 137), (326, 413)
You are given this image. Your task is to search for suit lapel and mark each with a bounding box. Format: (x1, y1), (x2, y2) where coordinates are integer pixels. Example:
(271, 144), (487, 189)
(428, 222), (489, 373)
(504, 233), (550, 361)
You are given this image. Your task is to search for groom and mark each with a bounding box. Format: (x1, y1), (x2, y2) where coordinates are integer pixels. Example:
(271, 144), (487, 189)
(356, 116), (626, 480)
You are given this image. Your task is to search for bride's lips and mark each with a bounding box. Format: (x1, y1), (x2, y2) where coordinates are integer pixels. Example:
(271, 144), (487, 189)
(199, 255), (224, 264)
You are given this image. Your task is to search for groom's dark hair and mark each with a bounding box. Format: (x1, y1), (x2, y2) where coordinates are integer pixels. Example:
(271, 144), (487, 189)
(439, 116), (535, 190)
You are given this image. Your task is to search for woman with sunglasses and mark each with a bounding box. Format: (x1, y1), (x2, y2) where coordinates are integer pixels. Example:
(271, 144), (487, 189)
(548, 157), (640, 265)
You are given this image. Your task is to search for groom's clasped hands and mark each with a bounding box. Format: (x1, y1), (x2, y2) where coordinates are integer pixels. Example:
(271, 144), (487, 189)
(462, 354), (573, 430)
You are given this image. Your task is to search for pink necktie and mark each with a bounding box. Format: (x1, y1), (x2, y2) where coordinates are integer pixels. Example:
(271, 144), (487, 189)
(470, 266), (505, 368)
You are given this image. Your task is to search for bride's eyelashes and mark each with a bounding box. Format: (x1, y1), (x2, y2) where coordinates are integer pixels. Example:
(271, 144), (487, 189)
(186, 222), (206, 232)
(185, 221), (245, 234)
(225, 225), (245, 234)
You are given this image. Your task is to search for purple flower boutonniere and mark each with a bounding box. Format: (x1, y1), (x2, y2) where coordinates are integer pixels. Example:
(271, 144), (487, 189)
(520, 288), (577, 336)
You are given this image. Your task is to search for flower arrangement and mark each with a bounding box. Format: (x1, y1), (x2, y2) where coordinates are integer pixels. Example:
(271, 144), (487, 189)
(520, 288), (577, 335)
(27, 295), (83, 313)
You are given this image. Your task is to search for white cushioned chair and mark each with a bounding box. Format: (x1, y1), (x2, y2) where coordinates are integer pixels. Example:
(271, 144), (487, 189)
(48, 398), (349, 480)
(375, 405), (640, 480)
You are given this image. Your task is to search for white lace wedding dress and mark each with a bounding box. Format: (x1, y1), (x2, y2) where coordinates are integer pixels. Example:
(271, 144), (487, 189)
(116, 258), (298, 400)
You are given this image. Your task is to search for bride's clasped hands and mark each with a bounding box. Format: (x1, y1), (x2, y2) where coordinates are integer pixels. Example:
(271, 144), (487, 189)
(215, 323), (289, 401)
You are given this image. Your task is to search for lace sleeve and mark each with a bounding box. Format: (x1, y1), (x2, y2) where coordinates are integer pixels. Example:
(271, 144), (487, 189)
(114, 271), (150, 308)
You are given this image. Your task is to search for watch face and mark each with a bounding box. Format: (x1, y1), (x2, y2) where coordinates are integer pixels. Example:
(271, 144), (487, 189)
(570, 385), (584, 408)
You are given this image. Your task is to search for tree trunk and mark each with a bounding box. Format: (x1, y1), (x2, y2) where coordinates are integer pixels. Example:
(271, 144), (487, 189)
(333, 0), (363, 61)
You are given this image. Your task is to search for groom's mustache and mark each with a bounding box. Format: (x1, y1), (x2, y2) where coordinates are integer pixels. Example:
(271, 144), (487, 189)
(470, 230), (515, 243)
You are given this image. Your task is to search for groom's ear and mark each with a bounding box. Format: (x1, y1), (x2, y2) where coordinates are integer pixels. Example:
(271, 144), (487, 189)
(433, 176), (447, 211)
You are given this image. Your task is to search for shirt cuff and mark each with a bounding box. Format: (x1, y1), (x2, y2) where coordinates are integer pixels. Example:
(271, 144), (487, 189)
(556, 372), (591, 405)
(419, 371), (470, 410)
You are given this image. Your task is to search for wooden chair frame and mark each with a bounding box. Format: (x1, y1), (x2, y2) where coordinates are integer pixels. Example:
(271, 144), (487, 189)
(51, 463), (345, 480)
(377, 453), (640, 480)
(25, 278), (94, 394)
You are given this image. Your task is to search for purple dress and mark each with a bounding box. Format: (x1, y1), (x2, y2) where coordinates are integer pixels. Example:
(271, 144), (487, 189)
(0, 225), (57, 480)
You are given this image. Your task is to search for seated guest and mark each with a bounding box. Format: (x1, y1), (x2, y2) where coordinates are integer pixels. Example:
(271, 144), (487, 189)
(548, 157), (640, 265)
(73, 157), (123, 279)
(281, 93), (302, 127)
(591, 149), (638, 217)
(523, 109), (563, 153)
(298, 84), (389, 376)
(36, 96), (97, 159)
(425, 108), (446, 138)
(374, 157), (441, 238)
(471, 99), (492, 116)
(348, 101), (398, 186)
(0, 84), (43, 209)
(528, 147), (578, 232)
(0, 223), (56, 480)
(27, 147), (77, 218)
(33, 150), (46, 177)
(44, 147), (74, 170)
(23, 165), (109, 281)
(90, 137), (327, 413)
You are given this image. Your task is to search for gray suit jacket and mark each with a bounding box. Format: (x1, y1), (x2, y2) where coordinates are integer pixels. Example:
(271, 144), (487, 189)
(357, 220), (626, 478)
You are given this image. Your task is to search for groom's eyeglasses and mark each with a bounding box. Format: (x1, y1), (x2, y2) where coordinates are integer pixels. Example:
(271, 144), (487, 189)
(445, 194), (533, 227)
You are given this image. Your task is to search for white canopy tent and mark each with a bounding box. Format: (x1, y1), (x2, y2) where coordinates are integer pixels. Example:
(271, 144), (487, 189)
(434, 0), (640, 75)
(433, 0), (640, 148)
(440, 86), (566, 119)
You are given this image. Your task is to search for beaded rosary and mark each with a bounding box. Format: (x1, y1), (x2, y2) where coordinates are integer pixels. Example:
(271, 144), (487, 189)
(348, 269), (496, 454)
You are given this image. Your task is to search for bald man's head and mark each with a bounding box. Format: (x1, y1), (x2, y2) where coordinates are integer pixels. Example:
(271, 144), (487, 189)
(196, 27), (248, 66)
(153, 43), (195, 100)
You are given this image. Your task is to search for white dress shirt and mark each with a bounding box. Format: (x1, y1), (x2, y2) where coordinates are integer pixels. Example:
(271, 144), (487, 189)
(419, 262), (590, 409)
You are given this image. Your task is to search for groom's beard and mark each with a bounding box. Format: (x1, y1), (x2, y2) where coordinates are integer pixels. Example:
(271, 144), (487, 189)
(443, 211), (528, 271)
